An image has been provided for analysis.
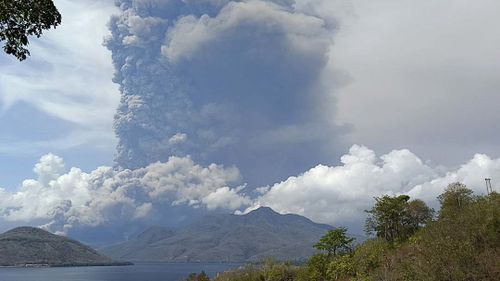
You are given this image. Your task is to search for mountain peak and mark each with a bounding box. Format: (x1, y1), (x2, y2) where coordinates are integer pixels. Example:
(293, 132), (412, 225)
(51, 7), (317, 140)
(1, 226), (56, 240)
(5, 226), (46, 233)
(247, 206), (280, 216)
(101, 208), (334, 262)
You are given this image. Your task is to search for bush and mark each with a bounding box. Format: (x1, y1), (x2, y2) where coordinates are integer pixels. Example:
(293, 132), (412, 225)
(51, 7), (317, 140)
(326, 255), (355, 281)
(214, 260), (299, 281)
(352, 238), (391, 278)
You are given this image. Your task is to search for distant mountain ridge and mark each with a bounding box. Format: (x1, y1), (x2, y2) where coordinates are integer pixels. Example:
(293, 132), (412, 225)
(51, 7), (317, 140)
(101, 207), (335, 262)
(0, 227), (130, 267)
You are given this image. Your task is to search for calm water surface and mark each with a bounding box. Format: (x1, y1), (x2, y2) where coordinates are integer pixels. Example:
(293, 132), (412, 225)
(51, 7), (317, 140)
(0, 263), (242, 281)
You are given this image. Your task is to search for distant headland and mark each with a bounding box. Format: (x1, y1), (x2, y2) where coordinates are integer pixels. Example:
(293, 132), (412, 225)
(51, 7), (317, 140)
(0, 226), (132, 267)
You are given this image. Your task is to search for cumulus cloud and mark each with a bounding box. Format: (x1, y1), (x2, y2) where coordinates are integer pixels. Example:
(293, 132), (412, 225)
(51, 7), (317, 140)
(106, 0), (343, 186)
(248, 145), (500, 231)
(202, 186), (251, 210)
(2, 145), (499, 236)
(0, 154), (248, 234)
(33, 154), (66, 185)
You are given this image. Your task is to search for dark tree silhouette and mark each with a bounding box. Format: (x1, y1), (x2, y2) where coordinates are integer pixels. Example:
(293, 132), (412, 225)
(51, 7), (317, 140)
(0, 0), (61, 60)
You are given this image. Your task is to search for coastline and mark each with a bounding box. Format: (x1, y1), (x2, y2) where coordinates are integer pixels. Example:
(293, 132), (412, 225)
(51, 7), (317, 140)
(0, 261), (133, 268)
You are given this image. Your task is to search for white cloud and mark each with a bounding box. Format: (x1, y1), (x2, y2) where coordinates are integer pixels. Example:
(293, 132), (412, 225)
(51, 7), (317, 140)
(202, 186), (251, 210)
(0, 154), (248, 233)
(168, 133), (188, 145)
(33, 153), (66, 185)
(1, 145), (500, 234)
(249, 145), (500, 228)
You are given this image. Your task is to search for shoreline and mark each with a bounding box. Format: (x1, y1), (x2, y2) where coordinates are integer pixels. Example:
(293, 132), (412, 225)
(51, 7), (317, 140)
(0, 262), (133, 268)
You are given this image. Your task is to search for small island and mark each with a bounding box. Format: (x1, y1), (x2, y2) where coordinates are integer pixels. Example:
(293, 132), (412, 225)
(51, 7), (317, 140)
(0, 226), (132, 267)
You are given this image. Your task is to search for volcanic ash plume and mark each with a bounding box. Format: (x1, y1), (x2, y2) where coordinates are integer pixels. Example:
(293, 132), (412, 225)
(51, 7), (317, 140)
(105, 0), (340, 185)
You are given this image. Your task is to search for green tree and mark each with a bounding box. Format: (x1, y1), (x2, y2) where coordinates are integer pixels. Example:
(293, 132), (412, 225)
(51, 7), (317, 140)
(365, 195), (433, 243)
(0, 0), (61, 60)
(365, 195), (411, 242)
(437, 182), (475, 219)
(405, 199), (434, 232)
(314, 228), (355, 258)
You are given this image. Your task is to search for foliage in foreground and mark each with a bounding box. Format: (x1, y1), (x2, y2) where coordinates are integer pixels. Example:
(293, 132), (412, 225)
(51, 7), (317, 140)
(187, 183), (500, 281)
(0, 0), (61, 60)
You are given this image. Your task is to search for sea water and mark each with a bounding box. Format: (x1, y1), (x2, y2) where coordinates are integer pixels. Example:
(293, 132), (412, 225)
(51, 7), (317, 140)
(0, 263), (242, 281)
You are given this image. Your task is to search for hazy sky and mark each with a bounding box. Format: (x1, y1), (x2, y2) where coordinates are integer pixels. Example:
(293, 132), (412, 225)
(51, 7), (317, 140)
(0, 0), (499, 238)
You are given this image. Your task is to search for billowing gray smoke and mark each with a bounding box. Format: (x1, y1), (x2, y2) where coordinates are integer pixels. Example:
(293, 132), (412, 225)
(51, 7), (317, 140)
(106, 0), (341, 186)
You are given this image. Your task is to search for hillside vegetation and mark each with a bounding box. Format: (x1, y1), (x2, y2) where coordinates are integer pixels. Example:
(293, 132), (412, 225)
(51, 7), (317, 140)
(186, 182), (500, 281)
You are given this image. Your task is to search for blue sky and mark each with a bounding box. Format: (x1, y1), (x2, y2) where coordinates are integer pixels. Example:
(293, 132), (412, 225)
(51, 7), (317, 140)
(0, 0), (119, 188)
(1, 0), (500, 239)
